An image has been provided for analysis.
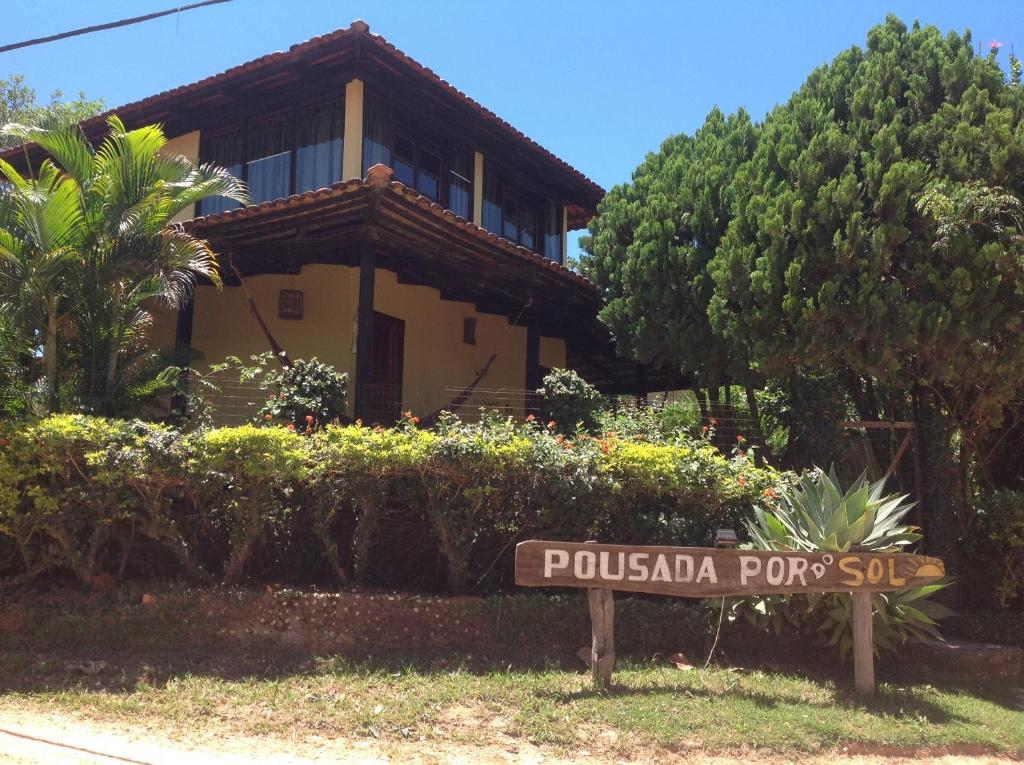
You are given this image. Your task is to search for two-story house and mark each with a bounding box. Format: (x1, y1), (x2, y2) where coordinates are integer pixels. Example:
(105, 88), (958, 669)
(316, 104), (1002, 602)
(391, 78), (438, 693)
(6, 20), (666, 423)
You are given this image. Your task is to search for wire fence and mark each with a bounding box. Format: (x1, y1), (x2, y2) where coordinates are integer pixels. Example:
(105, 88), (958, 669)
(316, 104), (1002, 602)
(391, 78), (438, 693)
(194, 375), (765, 442)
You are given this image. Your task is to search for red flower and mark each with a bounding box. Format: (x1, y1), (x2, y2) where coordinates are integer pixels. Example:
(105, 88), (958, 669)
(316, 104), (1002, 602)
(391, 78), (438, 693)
(411, 416), (420, 425)
(710, 418), (719, 426)
(736, 434), (746, 443)
(763, 487), (778, 499)
(599, 440), (611, 455)
(264, 414), (273, 421)
(701, 425), (709, 434)
(305, 414), (314, 423)
(403, 410), (413, 419)
(547, 420), (556, 430)
(0, 438), (8, 447)
(286, 423), (295, 431)
(738, 476), (747, 487)
(526, 413), (536, 422)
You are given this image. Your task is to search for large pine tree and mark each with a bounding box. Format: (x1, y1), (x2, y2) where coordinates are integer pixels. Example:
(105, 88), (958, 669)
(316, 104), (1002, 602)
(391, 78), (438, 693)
(583, 16), (1024, 565)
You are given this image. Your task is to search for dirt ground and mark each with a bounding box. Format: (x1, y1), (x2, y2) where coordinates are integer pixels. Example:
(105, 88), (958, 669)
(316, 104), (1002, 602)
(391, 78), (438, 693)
(0, 709), (1019, 765)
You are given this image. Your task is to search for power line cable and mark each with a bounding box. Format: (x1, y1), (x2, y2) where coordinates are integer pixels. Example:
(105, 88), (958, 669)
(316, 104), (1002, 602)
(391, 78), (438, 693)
(0, 0), (233, 54)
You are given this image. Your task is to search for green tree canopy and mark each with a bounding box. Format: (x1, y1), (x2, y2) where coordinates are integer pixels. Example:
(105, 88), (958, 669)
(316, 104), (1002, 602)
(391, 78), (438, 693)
(711, 17), (1024, 413)
(582, 15), (1024, 559)
(1, 74), (103, 149)
(581, 108), (757, 393)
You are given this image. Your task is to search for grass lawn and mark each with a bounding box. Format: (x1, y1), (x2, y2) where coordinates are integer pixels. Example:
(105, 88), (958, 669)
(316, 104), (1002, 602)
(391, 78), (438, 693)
(0, 592), (1022, 758)
(2, 652), (1022, 756)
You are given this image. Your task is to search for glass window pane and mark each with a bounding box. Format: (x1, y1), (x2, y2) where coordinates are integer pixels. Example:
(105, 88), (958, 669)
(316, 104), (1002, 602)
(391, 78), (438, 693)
(198, 128), (244, 216)
(393, 135), (415, 186)
(544, 204), (563, 263)
(362, 97), (391, 175)
(448, 153), (471, 219)
(520, 208), (537, 251)
(296, 100), (343, 193)
(503, 196), (519, 241)
(417, 149), (440, 200)
(483, 172), (502, 233)
(248, 116), (292, 203)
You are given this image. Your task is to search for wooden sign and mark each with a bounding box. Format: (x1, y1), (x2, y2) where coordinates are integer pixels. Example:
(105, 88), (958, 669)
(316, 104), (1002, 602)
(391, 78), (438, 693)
(514, 540), (945, 695)
(514, 541), (944, 597)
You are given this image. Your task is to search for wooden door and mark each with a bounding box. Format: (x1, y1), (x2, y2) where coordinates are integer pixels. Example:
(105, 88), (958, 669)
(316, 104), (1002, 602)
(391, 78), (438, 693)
(369, 311), (404, 425)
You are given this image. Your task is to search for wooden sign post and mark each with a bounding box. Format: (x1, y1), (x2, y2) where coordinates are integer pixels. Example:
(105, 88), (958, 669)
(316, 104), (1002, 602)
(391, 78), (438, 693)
(515, 540), (944, 695)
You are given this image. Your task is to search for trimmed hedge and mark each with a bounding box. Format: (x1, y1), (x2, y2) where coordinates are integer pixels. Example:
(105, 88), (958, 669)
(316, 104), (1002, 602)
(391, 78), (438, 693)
(0, 413), (783, 591)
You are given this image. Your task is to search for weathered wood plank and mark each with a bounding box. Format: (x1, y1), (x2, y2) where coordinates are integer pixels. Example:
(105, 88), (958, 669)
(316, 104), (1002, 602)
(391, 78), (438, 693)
(515, 541), (944, 598)
(587, 587), (615, 688)
(852, 590), (875, 697)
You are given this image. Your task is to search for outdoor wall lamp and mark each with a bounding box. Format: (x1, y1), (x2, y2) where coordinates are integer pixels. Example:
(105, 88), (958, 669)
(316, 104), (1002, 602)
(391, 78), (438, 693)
(715, 528), (739, 548)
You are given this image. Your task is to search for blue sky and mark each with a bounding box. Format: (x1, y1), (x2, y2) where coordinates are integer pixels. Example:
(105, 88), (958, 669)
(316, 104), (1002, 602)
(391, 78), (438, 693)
(3, 1), (1022, 254)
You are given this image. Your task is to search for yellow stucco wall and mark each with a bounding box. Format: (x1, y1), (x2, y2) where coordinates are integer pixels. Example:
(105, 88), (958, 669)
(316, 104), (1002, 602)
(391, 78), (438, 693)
(146, 302), (179, 352)
(373, 269), (536, 420)
(162, 130), (201, 223)
(149, 264), (568, 424)
(191, 265), (357, 371)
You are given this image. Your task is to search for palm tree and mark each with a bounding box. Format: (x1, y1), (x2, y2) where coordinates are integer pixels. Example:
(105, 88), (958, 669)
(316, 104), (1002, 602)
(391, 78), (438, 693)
(0, 157), (84, 411)
(3, 116), (248, 414)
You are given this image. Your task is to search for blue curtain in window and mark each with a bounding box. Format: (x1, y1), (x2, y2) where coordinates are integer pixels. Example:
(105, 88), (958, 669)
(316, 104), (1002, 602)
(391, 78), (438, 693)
(483, 173), (502, 233)
(544, 205), (562, 263)
(296, 101), (343, 192)
(362, 98), (390, 175)
(448, 153), (472, 219)
(247, 117), (292, 204)
(198, 128), (244, 216)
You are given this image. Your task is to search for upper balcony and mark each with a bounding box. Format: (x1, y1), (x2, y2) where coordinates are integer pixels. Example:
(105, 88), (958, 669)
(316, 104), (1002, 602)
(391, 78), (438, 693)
(0, 20), (605, 265)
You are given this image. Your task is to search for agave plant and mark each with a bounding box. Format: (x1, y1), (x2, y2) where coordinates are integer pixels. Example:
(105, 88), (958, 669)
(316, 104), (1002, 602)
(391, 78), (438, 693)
(734, 467), (951, 658)
(747, 466), (922, 553)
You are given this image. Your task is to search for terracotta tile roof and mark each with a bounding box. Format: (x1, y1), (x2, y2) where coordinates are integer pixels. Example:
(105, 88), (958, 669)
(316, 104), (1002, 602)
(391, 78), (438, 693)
(182, 164), (597, 292)
(1, 20), (604, 213)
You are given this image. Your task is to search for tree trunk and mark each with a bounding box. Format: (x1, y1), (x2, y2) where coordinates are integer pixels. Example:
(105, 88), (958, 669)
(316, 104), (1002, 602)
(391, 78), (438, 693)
(224, 527), (259, 585)
(915, 393), (966, 596)
(45, 305), (60, 413)
(708, 386), (728, 452)
(692, 387), (708, 423)
(743, 382), (772, 466)
(103, 320), (123, 415)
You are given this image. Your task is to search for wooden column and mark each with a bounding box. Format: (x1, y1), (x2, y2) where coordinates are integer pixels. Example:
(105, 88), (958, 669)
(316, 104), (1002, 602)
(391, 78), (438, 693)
(585, 540), (615, 688)
(353, 247), (376, 422)
(524, 304), (542, 415)
(342, 78), (364, 179)
(472, 151), (484, 226)
(635, 364), (649, 407)
(852, 590), (874, 697)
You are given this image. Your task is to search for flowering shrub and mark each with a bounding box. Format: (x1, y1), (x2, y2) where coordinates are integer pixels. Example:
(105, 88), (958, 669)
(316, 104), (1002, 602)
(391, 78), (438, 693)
(0, 415), (189, 587)
(537, 368), (605, 435)
(188, 425), (308, 583)
(0, 413), (787, 590)
(256, 357), (348, 432)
